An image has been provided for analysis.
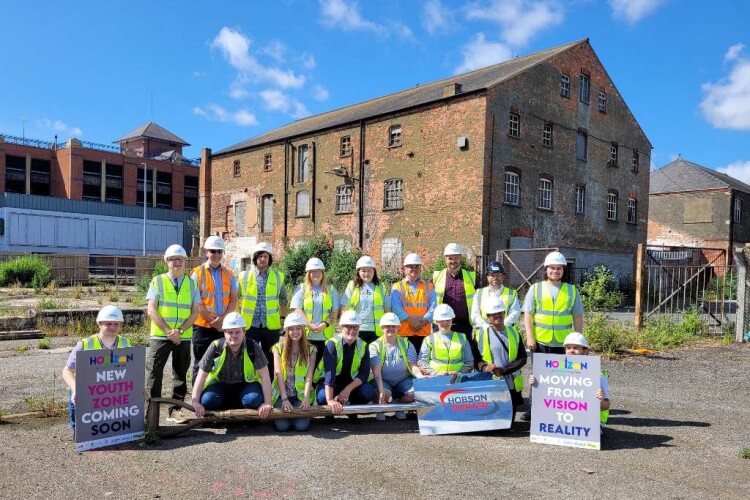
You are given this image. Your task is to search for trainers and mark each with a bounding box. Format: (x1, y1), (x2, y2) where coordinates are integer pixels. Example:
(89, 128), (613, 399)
(394, 411), (407, 420)
(375, 413), (386, 421)
(520, 410), (532, 422)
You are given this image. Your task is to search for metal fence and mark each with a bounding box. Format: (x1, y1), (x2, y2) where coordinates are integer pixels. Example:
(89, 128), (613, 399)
(734, 245), (750, 342)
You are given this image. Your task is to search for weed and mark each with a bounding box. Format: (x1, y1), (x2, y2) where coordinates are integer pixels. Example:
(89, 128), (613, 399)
(71, 283), (84, 300)
(740, 448), (750, 460)
(107, 286), (121, 302)
(16, 344), (28, 353)
(43, 280), (58, 296)
(8, 281), (24, 296)
(37, 297), (60, 310)
(0, 255), (52, 288)
(640, 308), (708, 350)
(580, 265), (624, 312)
(585, 312), (636, 356)
(127, 330), (149, 347)
(24, 394), (66, 417)
(129, 294), (146, 307)
(37, 337), (51, 349)
(143, 430), (160, 445)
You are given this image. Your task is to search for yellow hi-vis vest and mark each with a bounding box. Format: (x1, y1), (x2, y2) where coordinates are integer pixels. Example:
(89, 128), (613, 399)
(433, 268), (476, 311)
(425, 332), (464, 373)
(474, 285), (520, 338)
(316, 334), (372, 382)
(150, 274), (197, 341)
(270, 341), (316, 405)
(601, 370), (610, 425)
(303, 285), (336, 341)
(474, 325), (524, 392)
(83, 334), (131, 350)
(238, 269), (285, 330)
(344, 280), (387, 337)
(204, 339), (260, 388)
(371, 336), (413, 379)
(531, 282), (578, 345)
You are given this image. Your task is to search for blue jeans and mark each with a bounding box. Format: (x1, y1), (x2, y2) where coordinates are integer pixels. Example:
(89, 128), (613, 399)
(273, 396), (311, 432)
(379, 377), (414, 399)
(316, 380), (376, 406)
(201, 381), (264, 411)
(68, 397), (76, 429)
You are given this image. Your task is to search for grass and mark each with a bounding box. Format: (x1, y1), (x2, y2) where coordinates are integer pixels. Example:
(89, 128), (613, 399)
(37, 337), (51, 349)
(37, 297), (63, 310)
(739, 448), (750, 460)
(8, 281), (24, 296)
(23, 394), (66, 417)
(143, 430), (160, 445)
(71, 283), (84, 299)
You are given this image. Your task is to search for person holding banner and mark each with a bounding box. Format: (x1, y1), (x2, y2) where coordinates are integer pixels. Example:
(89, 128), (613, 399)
(62, 305), (131, 429)
(418, 304), (474, 377)
(341, 255), (391, 345)
(369, 312), (424, 421)
(470, 260), (521, 333)
(270, 312), (317, 432)
(391, 252), (436, 353)
(191, 313), (273, 420)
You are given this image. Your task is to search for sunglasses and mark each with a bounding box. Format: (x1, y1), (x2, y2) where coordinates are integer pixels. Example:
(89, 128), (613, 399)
(207, 249), (224, 254)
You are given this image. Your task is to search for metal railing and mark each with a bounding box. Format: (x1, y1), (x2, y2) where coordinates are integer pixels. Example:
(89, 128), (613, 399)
(0, 134), (60, 149)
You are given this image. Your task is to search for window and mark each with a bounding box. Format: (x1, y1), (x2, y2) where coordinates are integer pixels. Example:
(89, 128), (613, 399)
(504, 171), (520, 205)
(609, 143), (619, 167)
(627, 198), (637, 224)
(579, 73), (590, 103)
(233, 159), (241, 177)
(575, 186), (586, 214)
(508, 112), (520, 138)
(335, 185), (353, 213)
(607, 193), (618, 221)
(340, 136), (352, 156)
(261, 195), (274, 233)
(184, 175), (199, 212)
(4, 155), (26, 194)
(155, 171), (172, 209)
(297, 145), (309, 183)
(632, 150), (640, 173)
(234, 201), (247, 237)
(264, 153), (272, 172)
(388, 125), (402, 147)
(334, 239), (352, 252)
(296, 191), (310, 217)
(735, 198), (742, 223)
(381, 237), (403, 269)
(137, 167), (154, 207)
(30, 158), (51, 197)
(82, 160), (102, 201)
(542, 123), (553, 147)
(538, 178), (553, 210)
(384, 179), (404, 210)
(576, 131), (587, 160)
(560, 74), (570, 98)
(105, 163), (123, 204)
(598, 91), (607, 113)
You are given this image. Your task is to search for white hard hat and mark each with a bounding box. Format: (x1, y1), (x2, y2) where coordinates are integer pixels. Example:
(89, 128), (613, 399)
(305, 257), (326, 272)
(403, 253), (423, 266)
(443, 243), (463, 256)
(433, 303), (455, 321)
(339, 310), (360, 326)
(97, 305), (124, 323)
(543, 251), (567, 267)
(222, 312), (247, 330)
(356, 255), (376, 270)
(379, 312), (401, 327)
(203, 236), (225, 251)
(252, 242), (273, 259)
(484, 299), (507, 316)
(563, 332), (589, 348)
(164, 244), (188, 261)
(283, 312), (307, 329)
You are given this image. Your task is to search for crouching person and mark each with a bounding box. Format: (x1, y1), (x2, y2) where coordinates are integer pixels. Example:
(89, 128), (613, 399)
(191, 312), (273, 420)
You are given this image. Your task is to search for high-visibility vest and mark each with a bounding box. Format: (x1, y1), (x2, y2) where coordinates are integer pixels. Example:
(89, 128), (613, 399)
(303, 285), (336, 341)
(270, 342), (316, 405)
(424, 332), (464, 373)
(82, 334), (131, 350)
(531, 282), (578, 345)
(238, 269), (285, 330)
(474, 325), (524, 392)
(344, 280), (387, 337)
(316, 334), (371, 382)
(150, 274), (197, 340)
(204, 339), (260, 388)
(433, 268), (476, 312)
(371, 336), (413, 379)
(393, 279), (433, 337)
(192, 263), (234, 328)
(475, 286), (518, 321)
(601, 370), (610, 424)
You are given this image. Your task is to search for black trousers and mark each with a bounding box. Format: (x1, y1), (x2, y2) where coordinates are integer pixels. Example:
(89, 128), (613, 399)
(406, 335), (425, 353)
(309, 339), (327, 371)
(192, 325), (223, 383)
(358, 330), (378, 345)
(246, 326), (282, 377)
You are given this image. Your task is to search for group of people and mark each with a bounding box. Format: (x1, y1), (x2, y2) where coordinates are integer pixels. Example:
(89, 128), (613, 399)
(62, 238), (610, 431)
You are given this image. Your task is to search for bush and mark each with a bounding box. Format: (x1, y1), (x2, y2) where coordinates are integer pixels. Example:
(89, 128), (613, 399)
(326, 247), (362, 292)
(0, 255), (52, 288)
(136, 261), (169, 296)
(639, 307), (707, 349)
(580, 265), (624, 312)
(37, 337), (51, 350)
(279, 236), (333, 293)
(705, 271), (737, 301)
(585, 312), (636, 356)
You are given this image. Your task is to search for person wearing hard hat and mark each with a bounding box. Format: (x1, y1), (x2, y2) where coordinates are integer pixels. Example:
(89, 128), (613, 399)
(369, 312), (423, 421)
(191, 312), (273, 420)
(470, 260), (521, 335)
(390, 252), (436, 353)
(341, 255), (391, 345)
(145, 244), (200, 422)
(316, 310), (375, 423)
(292, 257), (340, 369)
(238, 241), (287, 379)
(433, 243), (477, 336)
(270, 312), (317, 432)
(189, 236), (239, 385)
(417, 304), (474, 377)
(62, 305), (131, 429)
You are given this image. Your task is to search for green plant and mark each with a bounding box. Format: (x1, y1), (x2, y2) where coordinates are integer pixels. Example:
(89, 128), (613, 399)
(136, 261), (169, 295)
(23, 394), (65, 417)
(580, 265), (624, 312)
(71, 283), (84, 299)
(704, 271), (737, 301)
(0, 255), (52, 288)
(43, 280), (58, 296)
(423, 255), (475, 282)
(326, 247), (363, 292)
(144, 430), (161, 445)
(127, 330), (148, 347)
(279, 236), (333, 294)
(585, 312), (636, 356)
(107, 285), (121, 302)
(8, 281), (24, 296)
(639, 307), (708, 350)
(37, 337), (51, 349)
(739, 447), (750, 460)
(16, 344), (28, 353)
(37, 297), (60, 310)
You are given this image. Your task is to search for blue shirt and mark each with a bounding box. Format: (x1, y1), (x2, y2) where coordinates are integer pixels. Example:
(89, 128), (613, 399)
(390, 278), (437, 322)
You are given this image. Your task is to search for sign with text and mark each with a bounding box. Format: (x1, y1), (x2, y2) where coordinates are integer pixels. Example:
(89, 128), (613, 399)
(530, 353), (601, 450)
(74, 346), (146, 451)
(414, 375), (513, 435)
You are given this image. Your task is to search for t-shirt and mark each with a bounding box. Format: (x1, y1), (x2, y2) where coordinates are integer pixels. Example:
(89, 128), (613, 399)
(342, 282), (390, 332)
(65, 336), (123, 370)
(600, 373), (610, 399)
(369, 341), (417, 385)
(199, 340), (268, 384)
(485, 327), (515, 391)
(291, 285), (340, 323)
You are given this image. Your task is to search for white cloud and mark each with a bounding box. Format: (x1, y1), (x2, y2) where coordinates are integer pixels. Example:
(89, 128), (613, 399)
(312, 84), (329, 101)
(319, 0), (383, 33)
(423, 0), (451, 34)
(193, 104), (258, 126)
(724, 43), (745, 63)
(390, 21), (414, 40)
(259, 89), (291, 112)
(608, 0), (667, 24)
(718, 160), (750, 185)
(193, 71), (206, 78)
(37, 118), (82, 137)
(454, 33), (513, 74)
(700, 52), (750, 130)
(292, 101), (311, 120)
(259, 40), (286, 62)
(301, 54), (316, 69)
(466, 0), (564, 46)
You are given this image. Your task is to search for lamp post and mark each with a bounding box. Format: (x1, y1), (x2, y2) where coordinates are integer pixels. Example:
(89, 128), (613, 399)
(142, 162), (147, 256)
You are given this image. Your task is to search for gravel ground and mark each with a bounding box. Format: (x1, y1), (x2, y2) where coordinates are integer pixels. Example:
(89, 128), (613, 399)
(0, 337), (748, 499)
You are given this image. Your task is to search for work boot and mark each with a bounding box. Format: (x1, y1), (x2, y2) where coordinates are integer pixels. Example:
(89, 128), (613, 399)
(394, 411), (407, 420)
(375, 413), (386, 421)
(520, 409), (532, 422)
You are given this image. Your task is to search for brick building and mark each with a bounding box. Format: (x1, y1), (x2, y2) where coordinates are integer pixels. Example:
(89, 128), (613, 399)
(201, 39), (651, 277)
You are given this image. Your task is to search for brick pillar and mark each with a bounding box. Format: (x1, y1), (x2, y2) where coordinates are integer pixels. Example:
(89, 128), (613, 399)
(199, 148), (212, 247)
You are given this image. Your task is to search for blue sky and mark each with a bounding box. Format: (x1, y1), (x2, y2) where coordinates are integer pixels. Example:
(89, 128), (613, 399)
(1, 0), (749, 183)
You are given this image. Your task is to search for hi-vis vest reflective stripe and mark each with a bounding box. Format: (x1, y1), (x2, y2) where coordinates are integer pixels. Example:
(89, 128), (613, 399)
(532, 282), (577, 345)
(433, 268), (476, 311)
(270, 342), (316, 405)
(372, 336), (413, 378)
(239, 269), (285, 330)
(83, 334), (131, 350)
(303, 285), (335, 340)
(204, 339), (260, 388)
(475, 325), (524, 392)
(315, 334), (372, 382)
(476, 286), (518, 321)
(393, 279), (433, 337)
(426, 332), (464, 373)
(345, 281), (386, 337)
(150, 274), (197, 340)
(601, 370), (610, 425)
(193, 263), (234, 328)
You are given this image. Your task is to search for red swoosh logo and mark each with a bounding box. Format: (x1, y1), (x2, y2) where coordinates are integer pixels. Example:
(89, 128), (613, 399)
(439, 389), (466, 404)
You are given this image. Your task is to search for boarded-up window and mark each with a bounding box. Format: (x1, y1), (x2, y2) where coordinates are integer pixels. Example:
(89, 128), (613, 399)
(296, 191), (310, 217)
(261, 195), (273, 233)
(683, 198), (713, 223)
(234, 201), (246, 236)
(381, 237), (402, 271)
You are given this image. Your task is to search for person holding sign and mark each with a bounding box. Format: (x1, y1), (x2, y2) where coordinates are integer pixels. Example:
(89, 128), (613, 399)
(369, 312), (424, 421)
(62, 305), (131, 429)
(270, 312), (317, 432)
(418, 304), (474, 377)
(191, 313), (273, 420)
(341, 255), (391, 345)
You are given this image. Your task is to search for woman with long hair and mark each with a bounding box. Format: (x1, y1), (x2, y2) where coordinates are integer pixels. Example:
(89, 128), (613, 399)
(341, 256), (390, 345)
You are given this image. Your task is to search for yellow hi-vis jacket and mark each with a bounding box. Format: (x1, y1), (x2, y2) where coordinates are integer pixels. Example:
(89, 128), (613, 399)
(238, 269), (285, 330)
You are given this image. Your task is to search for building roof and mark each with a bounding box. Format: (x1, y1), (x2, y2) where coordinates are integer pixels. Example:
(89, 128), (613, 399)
(114, 121), (190, 146)
(215, 38), (589, 156)
(650, 158), (750, 195)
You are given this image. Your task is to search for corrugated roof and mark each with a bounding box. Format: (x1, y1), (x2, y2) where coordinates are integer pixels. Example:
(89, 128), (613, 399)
(650, 158), (750, 195)
(114, 122), (190, 146)
(215, 38), (588, 156)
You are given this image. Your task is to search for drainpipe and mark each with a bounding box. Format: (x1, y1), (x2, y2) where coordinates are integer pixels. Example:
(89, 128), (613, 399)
(312, 141), (316, 227)
(358, 120), (365, 249)
(284, 140), (289, 244)
(728, 189), (735, 265)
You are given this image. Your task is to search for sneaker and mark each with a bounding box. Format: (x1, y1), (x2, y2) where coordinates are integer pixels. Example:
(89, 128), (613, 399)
(520, 410), (532, 422)
(166, 410), (188, 424)
(375, 413), (386, 421)
(394, 411), (407, 420)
